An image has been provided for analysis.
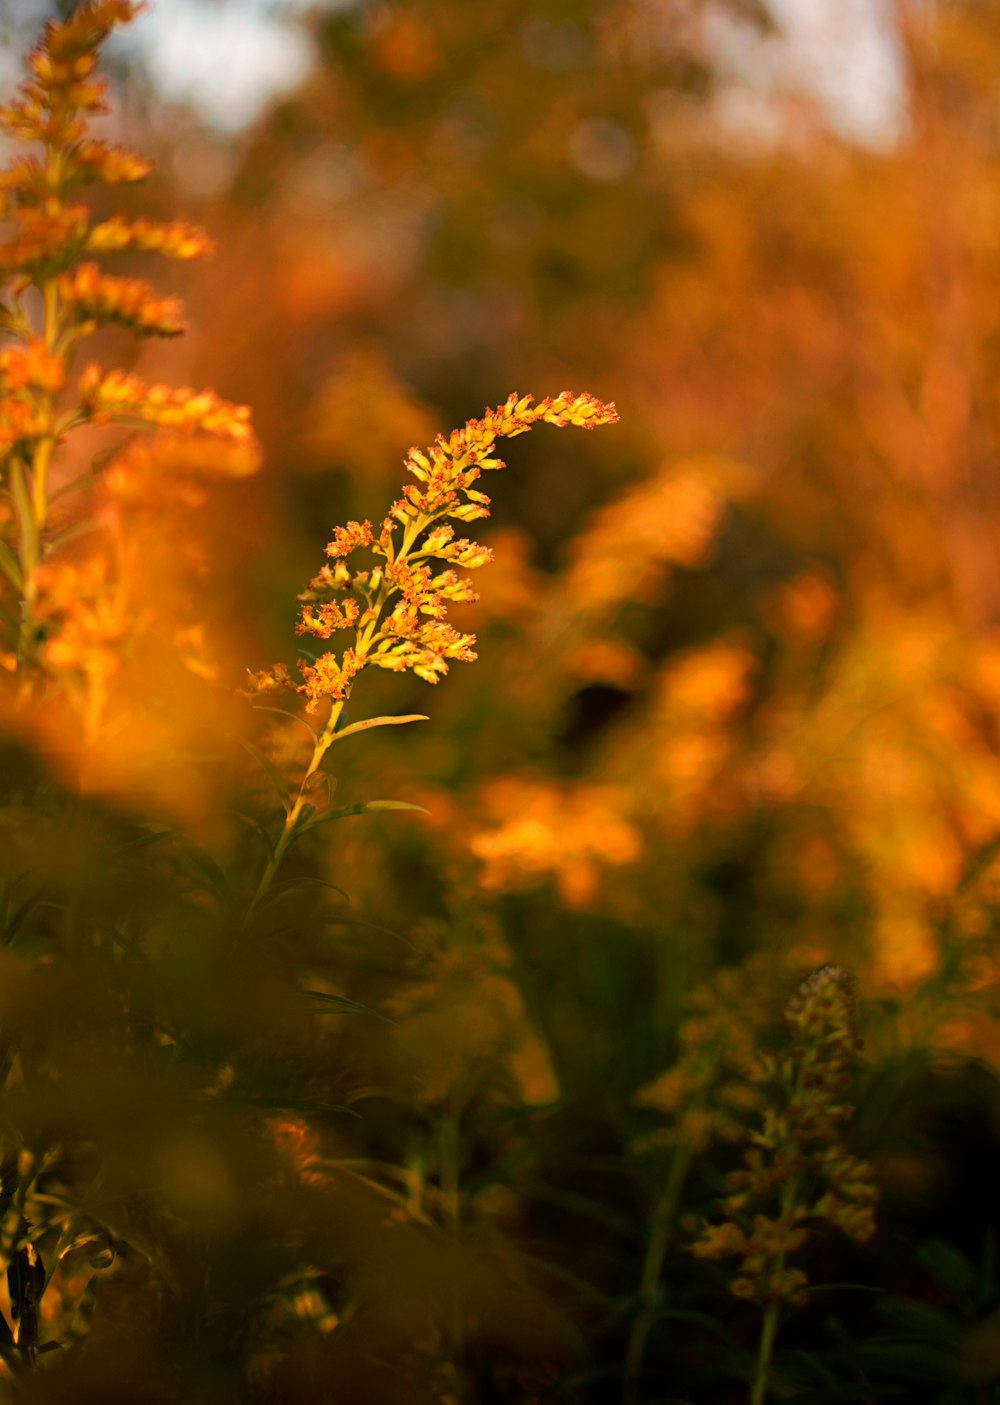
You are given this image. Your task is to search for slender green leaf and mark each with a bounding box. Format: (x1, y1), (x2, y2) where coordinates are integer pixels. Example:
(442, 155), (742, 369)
(293, 989), (393, 1022)
(114, 824), (175, 856)
(2, 888), (43, 948)
(45, 517), (101, 552)
(0, 542), (23, 592)
(651, 1307), (742, 1348)
(298, 799), (429, 836)
(317, 914), (412, 947)
(915, 1238), (976, 1303)
(262, 876), (350, 904)
(303, 771), (334, 806)
(240, 740), (292, 811)
(177, 842), (232, 902)
(518, 1180), (635, 1237)
(251, 704), (318, 743)
(857, 1339), (958, 1383)
(875, 1297), (963, 1344)
(98, 925), (150, 964)
(325, 713), (429, 744)
(236, 812), (277, 862)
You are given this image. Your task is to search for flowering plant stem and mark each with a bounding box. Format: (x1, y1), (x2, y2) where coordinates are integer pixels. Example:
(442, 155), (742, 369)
(248, 696), (345, 911)
(246, 394), (617, 908)
(15, 277), (59, 675)
(622, 1142), (693, 1405)
(749, 1173), (798, 1405)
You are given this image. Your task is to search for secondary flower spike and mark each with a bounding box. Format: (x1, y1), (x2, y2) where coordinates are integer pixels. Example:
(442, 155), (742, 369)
(0, 0), (261, 691)
(249, 391), (619, 713)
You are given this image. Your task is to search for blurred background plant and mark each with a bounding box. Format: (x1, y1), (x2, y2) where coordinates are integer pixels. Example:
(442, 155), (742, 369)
(4, 0), (1000, 1402)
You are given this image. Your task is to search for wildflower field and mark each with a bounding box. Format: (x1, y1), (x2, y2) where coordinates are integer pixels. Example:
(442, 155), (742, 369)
(3, 1), (1000, 1402)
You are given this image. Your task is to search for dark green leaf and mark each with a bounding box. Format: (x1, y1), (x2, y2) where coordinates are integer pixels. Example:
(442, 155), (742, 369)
(263, 876), (350, 904)
(298, 799), (429, 836)
(114, 824), (175, 856)
(875, 1297), (963, 1345)
(236, 812), (277, 862)
(177, 841), (232, 901)
(294, 989), (393, 1022)
(240, 740), (292, 811)
(317, 914), (412, 947)
(915, 1238), (976, 1304)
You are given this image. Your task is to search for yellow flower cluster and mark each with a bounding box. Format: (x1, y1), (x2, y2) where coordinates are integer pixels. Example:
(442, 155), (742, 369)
(0, 0), (260, 696)
(382, 916), (558, 1111)
(257, 392), (618, 712)
(0, 341), (65, 394)
(468, 775), (641, 907)
(0, 3), (140, 148)
(99, 432), (262, 510)
(633, 966), (765, 1157)
(0, 0), (249, 464)
(31, 554), (129, 736)
(78, 367), (254, 441)
(692, 966), (877, 1308)
(86, 217), (214, 260)
(59, 263), (186, 338)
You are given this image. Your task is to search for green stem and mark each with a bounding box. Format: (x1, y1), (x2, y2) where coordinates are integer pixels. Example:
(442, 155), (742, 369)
(248, 697), (345, 911)
(749, 1173), (799, 1405)
(14, 267), (61, 676)
(623, 1143), (693, 1405)
(750, 1303), (781, 1405)
(248, 513), (430, 911)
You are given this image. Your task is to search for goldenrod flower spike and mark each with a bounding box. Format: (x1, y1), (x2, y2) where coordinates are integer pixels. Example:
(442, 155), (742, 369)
(691, 966), (877, 1405)
(259, 391), (619, 712)
(0, 0), (259, 680)
(246, 391), (618, 908)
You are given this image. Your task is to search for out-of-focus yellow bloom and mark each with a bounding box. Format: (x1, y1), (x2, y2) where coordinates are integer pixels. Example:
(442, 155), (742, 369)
(468, 775), (640, 906)
(86, 216), (214, 260)
(79, 367), (255, 441)
(0, 0), (260, 800)
(383, 919), (558, 1109)
(59, 262), (186, 337)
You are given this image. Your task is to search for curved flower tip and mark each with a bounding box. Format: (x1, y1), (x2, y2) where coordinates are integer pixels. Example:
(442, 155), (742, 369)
(264, 389), (618, 715)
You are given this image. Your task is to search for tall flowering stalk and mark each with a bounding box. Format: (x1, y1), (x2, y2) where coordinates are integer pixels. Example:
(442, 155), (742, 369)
(0, 1), (261, 1356)
(0, 0), (256, 700)
(247, 391), (618, 903)
(691, 967), (878, 1405)
(625, 966), (766, 1405)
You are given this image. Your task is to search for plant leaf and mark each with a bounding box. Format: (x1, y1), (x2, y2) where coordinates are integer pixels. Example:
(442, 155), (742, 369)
(293, 989), (393, 1022)
(240, 740), (292, 812)
(114, 824), (175, 856)
(251, 703), (318, 743)
(261, 876), (350, 905)
(316, 915), (413, 948)
(235, 812), (277, 861)
(298, 799), (429, 836)
(0, 542), (23, 592)
(325, 713), (429, 744)
(177, 841), (232, 902)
